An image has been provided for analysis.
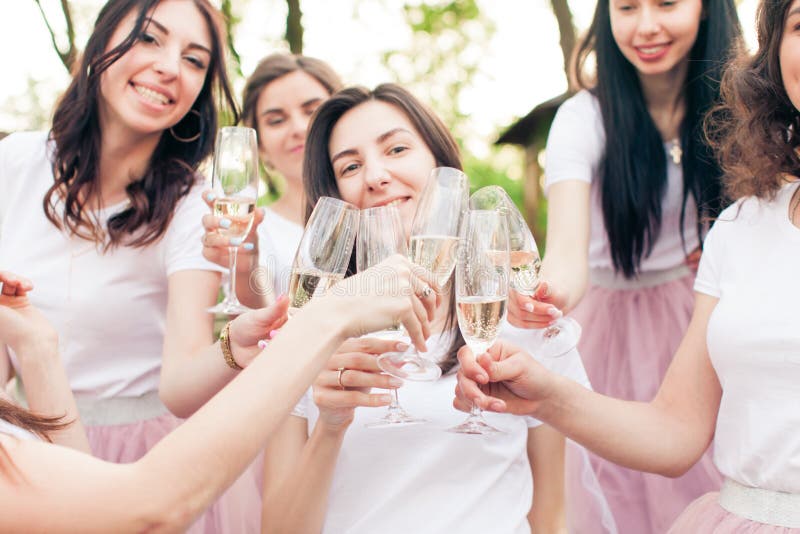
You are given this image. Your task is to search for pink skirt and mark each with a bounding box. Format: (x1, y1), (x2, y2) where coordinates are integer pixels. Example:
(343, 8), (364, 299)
(87, 410), (262, 533)
(566, 270), (723, 534)
(668, 492), (800, 533)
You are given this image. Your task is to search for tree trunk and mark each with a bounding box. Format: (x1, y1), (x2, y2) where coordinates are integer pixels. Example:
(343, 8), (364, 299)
(550, 0), (576, 82)
(34, 0), (77, 73)
(286, 0), (303, 54)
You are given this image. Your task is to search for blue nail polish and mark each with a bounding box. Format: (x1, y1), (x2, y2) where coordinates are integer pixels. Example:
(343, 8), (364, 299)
(229, 237), (243, 246)
(207, 192), (217, 201)
(243, 243), (254, 251)
(219, 218), (231, 229)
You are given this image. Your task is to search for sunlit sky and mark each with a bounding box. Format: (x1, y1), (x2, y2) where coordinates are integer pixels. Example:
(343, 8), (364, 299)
(0, 0), (759, 158)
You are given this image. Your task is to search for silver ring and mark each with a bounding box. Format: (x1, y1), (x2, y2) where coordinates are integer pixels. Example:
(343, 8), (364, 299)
(421, 285), (433, 298)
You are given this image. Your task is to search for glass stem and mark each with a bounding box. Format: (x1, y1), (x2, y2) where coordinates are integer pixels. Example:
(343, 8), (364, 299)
(389, 389), (401, 411)
(228, 246), (240, 305)
(470, 403), (481, 418)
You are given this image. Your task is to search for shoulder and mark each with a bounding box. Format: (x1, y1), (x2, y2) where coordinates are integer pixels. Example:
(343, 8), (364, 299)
(559, 90), (601, 116)
(0, 131), (52, 168)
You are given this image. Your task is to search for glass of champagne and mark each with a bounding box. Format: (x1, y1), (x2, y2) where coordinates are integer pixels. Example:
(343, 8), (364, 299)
(448, 209), (510, 434)
(288, 197), (359, 314)
(208, 126), (260, 315)
(357, 205), (425, 427)
(377, 167), (469, 381)
(470, 186), (581, 357)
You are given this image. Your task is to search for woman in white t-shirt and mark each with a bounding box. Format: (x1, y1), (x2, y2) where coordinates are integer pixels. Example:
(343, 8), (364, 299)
(202, 54), (343, 303)
(506, 2), (743, 532)
(0, 258), (435, 532)
(260, 84), (612, 534)
(455, 2), (800, 530)
(0, 1), (270, 531)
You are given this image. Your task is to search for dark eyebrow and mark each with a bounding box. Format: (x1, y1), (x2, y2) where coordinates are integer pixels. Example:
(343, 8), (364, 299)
(331, 148), (359, 166)
(788, 6), (800, 20)
(145, 17), (212, 55)
(377, 128), (412, 144)
(261, 98), (325, 117)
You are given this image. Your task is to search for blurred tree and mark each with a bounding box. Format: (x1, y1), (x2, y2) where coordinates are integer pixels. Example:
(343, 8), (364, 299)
(550, 0), (576, 82)
(33, 0), (77, 73)
(286, 0), (303, 54)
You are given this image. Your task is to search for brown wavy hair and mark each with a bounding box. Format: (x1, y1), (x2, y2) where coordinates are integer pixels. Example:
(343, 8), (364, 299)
(44, 0), (239, 249)
(0, 399), (69, 443)
(706, 0), (800, 201)
(303, 84), (465, 374)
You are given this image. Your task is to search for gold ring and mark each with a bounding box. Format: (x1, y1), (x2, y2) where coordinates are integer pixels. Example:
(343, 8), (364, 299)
(337, 367), (347, 390)
(421, 285), (433, 298)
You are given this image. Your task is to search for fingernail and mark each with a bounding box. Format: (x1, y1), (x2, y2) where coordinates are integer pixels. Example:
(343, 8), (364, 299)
(207, 192), (217, 201)
(388, 378), (404, 387)
(490, 401), (505, 411)
(395, 342), (409, 351)
(219, 218), (232, 229)
(229, 237), (243, 246)
(524, 303), (535, 313)
(477, 372), (488, 382)
(243, 243), (254, 251)
(379, 394), (393, 404)
(548, 307), (562, 318)
(257, 339), (269, 349)
(268, 329), (279, 339)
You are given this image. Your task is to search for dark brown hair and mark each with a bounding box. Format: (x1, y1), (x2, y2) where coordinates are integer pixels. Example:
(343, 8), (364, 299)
(241, 53), (342, 142)
(706, 0), (800, 202)
(44, 0), (239, 249)
(303, 84), (465, 373)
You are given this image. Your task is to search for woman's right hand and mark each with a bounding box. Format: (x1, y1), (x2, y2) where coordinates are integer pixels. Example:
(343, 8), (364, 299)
(312, 337), (407, 430)
(201, 190), (264, 273)
(0, 271), (58, 354)
(507, 281), (568, 329)
(321, 254), (439, 352)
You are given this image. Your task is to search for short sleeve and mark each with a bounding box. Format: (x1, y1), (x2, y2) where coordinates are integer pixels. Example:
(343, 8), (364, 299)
(544, 91), (605, 192)
(290, 387), (312, 419)
(693, 207), (732, 298)
(163, 181), (225, 276)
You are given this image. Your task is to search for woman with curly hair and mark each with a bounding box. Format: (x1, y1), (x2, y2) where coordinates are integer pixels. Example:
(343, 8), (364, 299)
(454, 1), (800, 530)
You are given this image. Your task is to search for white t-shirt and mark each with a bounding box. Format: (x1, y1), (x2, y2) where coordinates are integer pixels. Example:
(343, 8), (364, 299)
(292, 324), (593, 534)
(694, 181), (800, 493)
(257, 207), (303, 298)
(0, 131), (222, 399)
(0, 418), (38, 441)
(545, 90), (699, 272)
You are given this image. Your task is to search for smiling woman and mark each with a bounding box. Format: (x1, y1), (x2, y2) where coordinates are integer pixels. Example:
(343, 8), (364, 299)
(0, 0), (272, 532)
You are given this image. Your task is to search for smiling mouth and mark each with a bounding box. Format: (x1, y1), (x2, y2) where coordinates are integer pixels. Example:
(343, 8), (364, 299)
(635, 43), (671, 56)
(131, 83), (174, 106)
(374, 197), (410, 208)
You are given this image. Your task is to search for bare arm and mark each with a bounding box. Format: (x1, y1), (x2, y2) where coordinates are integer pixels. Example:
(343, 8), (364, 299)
(457, 293), (722, 477)
(528, 425), (566, 534)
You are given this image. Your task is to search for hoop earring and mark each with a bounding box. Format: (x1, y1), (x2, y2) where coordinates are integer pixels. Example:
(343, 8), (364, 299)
(170, 109), (203, 143)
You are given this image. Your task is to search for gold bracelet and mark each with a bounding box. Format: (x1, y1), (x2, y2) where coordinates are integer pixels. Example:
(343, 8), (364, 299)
(219, 322), (243, 371)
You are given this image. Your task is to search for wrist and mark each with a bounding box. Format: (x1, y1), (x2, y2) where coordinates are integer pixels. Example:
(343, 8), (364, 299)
(300, 298), (351, 346)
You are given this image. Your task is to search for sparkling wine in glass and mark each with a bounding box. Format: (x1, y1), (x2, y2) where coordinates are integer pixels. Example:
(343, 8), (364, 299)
(470, 186), (581, 357)
(288, 197), (359, 315)
(357, 205), (425, 427)
(208, 126), (260, 316)
(448, 209), (510, 435)
(377, 167), (469, 382)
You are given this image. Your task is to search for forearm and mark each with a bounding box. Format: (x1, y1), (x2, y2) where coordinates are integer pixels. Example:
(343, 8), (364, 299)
(15, 340), (90, 452)
(159, 340), (241, 418)
(138, 305), (348, 528)
(236, 263), (270, 309)
(262, 424), (346, 534)
(536, 374), (705, 477)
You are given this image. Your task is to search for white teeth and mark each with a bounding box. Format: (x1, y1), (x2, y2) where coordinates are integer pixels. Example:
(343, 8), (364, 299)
(639, 46), (665, 54)
(386, 199), (403, 207)
(134, 84), (169, 105)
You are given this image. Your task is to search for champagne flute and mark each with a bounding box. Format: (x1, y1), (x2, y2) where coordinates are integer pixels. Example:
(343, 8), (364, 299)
(377, 167), (469, 381)
(288, 197), (359, 315)
(357, 206), (425, 427)
(470, 186), (581, 357)
(447, 209), (510, 435)
(207, 126), (260, 315)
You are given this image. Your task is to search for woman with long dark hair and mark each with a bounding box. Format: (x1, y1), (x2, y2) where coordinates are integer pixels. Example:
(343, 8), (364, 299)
(202, 53), (343, 305)
(259, 84), (605, 534)
(0, 0), (268, 530)
(508, 0), (743, 531)
(456, 4), (800, 530)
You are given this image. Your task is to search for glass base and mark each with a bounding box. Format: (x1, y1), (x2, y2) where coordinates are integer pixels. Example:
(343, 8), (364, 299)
(535, 317), (582, 358)
(207, 300), (253, 316)
(446, 414), (504, 435)
(365, 407), (426, 428)
(377, 351), (442, 382)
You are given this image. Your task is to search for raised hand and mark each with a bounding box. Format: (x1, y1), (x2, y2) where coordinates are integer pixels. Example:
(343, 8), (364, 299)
(201, 189), (264, 273)
(227, 296), (290, 367)
(507, 281), (567, 329)
(0, 271), (57, 353)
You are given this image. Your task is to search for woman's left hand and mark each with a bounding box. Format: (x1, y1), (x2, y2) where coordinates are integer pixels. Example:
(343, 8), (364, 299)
(227, 295), (290, 367)
(0, 271), (58, 354)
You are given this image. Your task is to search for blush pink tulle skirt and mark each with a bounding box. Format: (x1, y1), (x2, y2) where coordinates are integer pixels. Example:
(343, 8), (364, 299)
(86, 406), (261, 533)
(668, 491), (800, 533)
(566, 268), (723, 534)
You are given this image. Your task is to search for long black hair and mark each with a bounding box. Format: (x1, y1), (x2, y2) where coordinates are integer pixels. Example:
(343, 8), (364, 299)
(575, 0), (742, 277)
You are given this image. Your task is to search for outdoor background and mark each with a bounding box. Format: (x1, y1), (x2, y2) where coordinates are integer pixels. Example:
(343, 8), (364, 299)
(0, 0), (760, 239)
